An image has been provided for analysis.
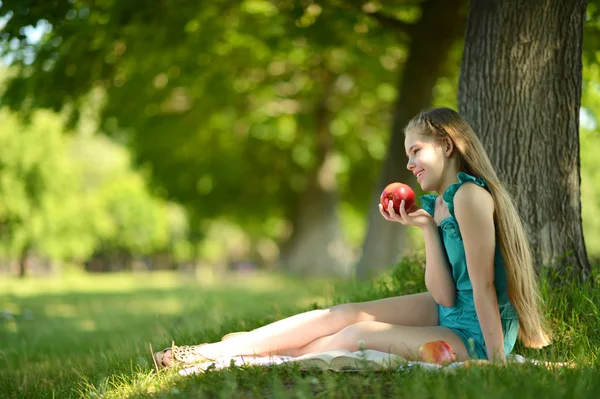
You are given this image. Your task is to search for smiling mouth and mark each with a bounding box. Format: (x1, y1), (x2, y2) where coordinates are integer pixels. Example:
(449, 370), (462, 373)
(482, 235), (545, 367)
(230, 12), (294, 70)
(416, 171), (424, 180)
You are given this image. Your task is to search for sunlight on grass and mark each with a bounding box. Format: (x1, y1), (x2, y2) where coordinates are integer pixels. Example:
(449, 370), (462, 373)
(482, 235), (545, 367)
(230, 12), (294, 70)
(0, 269), (335, 297)
(44, 303), (79, 317)
(1, 262), (598, 399)
(78, 319), (97, 332)
(0, 270), (341, 399)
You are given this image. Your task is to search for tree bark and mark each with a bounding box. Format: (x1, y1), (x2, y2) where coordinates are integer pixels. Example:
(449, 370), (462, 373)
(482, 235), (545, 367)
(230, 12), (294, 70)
(458, 0), (591, 280)
(18, 242), (31, 278)
(356, 0), (468, 279)
(280, 70), (352, 277)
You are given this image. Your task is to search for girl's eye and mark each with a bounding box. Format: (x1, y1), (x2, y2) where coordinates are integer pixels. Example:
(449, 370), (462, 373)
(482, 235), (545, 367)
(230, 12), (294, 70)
(414, 149), (420, 154)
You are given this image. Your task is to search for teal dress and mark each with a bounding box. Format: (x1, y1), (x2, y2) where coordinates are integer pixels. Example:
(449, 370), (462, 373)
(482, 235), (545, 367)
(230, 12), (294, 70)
(419, 172), (520, 359)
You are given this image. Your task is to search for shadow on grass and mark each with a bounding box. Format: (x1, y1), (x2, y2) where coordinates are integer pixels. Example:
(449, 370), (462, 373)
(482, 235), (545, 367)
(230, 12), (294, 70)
(0, 275), (333, 399)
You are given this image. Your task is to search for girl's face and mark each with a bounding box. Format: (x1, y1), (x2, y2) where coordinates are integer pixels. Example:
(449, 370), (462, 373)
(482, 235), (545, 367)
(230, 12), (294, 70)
(405, 129), (447, 192)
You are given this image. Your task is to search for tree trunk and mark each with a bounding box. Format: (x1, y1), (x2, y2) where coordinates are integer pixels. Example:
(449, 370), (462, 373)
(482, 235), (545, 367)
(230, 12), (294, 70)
(356, 0), (468, 279)
(280, 70), (352, 277)
(18, 243), (31, 278)
(458, 0), (591, 280)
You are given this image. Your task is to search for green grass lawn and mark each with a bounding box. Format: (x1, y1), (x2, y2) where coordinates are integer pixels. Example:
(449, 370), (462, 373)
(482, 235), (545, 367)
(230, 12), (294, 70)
(1, 259), (599, 399)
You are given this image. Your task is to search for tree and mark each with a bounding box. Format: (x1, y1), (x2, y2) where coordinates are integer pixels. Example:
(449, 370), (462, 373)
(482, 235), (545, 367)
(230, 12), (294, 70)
(69, 132), (191, 271)
(0, 104), (190, 276)
(0, 1), (404, 276)
(0, 110), (101, 276)
(356, 0), (468, 278)
(458, 0), (591, 280)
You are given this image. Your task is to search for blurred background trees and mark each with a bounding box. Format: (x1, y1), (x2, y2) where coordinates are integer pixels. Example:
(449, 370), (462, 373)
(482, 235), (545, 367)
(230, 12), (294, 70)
(0, 0), (598, 280)
(0, 106), (190, 275)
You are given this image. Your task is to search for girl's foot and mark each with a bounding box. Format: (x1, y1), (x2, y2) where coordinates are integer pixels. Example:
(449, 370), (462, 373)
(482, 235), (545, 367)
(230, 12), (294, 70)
(153, 343), (212, 370)
(153, 347), (174, 368)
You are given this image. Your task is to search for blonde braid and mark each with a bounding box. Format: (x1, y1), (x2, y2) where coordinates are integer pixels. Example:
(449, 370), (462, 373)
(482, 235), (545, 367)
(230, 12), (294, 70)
(424, 117), (449, 137)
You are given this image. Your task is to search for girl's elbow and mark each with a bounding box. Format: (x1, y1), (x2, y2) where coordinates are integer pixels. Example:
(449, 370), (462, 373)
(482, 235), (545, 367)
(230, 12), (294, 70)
(434, 291), (456, 308)
(425, 279), (456, 307)
(438, 296), (455, 308)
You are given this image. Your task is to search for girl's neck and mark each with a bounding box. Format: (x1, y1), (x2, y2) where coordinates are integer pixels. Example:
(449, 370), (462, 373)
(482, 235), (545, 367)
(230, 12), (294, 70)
(436, 165), (462, 195)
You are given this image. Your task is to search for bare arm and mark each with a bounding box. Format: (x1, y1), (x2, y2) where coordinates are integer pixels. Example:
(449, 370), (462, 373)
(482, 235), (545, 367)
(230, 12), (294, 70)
(421, 223), (456, 307)
(379, 199), (456, 307)
(454, 183), (505, 362)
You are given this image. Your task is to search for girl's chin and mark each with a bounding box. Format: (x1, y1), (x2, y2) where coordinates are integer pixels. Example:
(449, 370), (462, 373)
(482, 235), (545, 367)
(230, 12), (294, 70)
(420, 182), (436, 192)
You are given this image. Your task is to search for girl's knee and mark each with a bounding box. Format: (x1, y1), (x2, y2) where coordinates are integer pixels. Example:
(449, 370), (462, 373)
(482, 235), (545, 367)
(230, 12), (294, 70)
(335, 321), (373, 350)
(329, 303), (361, 325)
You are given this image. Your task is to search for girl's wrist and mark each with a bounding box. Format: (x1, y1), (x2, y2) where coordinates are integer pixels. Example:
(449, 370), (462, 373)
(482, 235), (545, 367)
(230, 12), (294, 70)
(488, 348), (506, 363)
(421, 220), (437, 231)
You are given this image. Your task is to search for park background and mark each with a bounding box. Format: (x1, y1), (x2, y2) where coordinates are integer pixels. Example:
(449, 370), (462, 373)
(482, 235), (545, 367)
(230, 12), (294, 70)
(1, 1), (599, 398)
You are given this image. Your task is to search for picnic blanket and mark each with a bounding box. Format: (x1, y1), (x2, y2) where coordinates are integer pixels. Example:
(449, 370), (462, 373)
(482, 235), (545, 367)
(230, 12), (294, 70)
(177, 349), (572, 377)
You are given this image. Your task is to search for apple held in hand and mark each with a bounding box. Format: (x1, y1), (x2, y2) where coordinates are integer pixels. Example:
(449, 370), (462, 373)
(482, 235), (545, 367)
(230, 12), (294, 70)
(418, 340), (457, 365)
(380, 182), (415, 215)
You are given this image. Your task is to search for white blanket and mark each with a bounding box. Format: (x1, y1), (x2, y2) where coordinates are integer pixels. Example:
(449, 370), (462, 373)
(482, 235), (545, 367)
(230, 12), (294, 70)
(177, 349), (569, 376)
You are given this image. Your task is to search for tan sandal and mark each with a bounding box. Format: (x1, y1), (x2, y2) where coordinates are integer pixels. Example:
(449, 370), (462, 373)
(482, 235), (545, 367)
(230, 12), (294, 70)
(152, 342), (213, 370)
(220, 331), (248, 341)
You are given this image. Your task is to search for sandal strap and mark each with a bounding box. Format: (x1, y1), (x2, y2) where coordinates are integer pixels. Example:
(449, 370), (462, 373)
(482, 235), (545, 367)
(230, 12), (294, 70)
(171, 343), (213, 364)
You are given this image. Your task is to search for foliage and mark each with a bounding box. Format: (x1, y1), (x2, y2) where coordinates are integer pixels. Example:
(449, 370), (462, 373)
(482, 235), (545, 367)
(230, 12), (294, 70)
(0, 109), (100, 261)
(0, 1), (412, 237)
(0, 1), (599, 266)
(0, 108), (191, 269)
(581, 59), (600, 258)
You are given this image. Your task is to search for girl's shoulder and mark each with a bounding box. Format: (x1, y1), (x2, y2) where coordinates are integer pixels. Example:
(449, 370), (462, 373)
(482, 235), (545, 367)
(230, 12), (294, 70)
(419, 172), (491, 218)
(443, 172), (491, 218)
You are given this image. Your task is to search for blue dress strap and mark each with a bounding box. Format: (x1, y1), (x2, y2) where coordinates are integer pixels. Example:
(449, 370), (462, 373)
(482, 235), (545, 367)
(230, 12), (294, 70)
(442, 172), (489, 218)
(419, 194), (437, 217)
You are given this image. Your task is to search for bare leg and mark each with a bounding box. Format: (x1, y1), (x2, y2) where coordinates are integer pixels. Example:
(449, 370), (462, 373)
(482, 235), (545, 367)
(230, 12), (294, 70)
(160, 292), (438, 364)
(284, 322), (470, 361)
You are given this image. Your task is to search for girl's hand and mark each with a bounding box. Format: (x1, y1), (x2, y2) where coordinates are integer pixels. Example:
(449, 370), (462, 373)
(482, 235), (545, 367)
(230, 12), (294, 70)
(378, 199), (435, 229)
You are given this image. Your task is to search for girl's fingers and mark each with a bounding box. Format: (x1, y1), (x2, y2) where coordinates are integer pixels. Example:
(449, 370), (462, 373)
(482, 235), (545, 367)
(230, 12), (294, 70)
(379, 204), (397, 222)
(388, 200), (405, 223)
(378, 204), (393, 221)
(383, 200), (428, 226)
(387, 200), (400, 221)
(399, 200), (408, 218)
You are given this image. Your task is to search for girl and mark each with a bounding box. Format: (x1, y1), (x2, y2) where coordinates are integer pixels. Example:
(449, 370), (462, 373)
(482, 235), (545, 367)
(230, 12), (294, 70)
(153, 107), (550, 368)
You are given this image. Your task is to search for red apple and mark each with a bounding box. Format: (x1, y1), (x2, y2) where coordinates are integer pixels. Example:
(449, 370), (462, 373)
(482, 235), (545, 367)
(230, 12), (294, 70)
(380, 182), (415, 215)
(418, 340), (457, 365)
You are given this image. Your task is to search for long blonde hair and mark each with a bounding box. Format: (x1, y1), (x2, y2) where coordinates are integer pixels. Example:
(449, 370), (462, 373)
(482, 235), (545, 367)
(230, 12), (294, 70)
(406, 107), (551, 348)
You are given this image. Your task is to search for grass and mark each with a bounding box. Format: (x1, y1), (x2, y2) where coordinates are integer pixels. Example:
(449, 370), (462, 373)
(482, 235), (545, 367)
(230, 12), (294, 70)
(1, 258), (599, 398)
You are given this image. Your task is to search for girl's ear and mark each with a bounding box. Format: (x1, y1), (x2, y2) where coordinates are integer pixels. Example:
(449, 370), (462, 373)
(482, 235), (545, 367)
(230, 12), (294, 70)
(444, 137), (455, 157)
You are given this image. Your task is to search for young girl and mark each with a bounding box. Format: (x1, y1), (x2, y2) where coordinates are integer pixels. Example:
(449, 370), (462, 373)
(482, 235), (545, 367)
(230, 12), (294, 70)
(153, 107), (550, 368)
